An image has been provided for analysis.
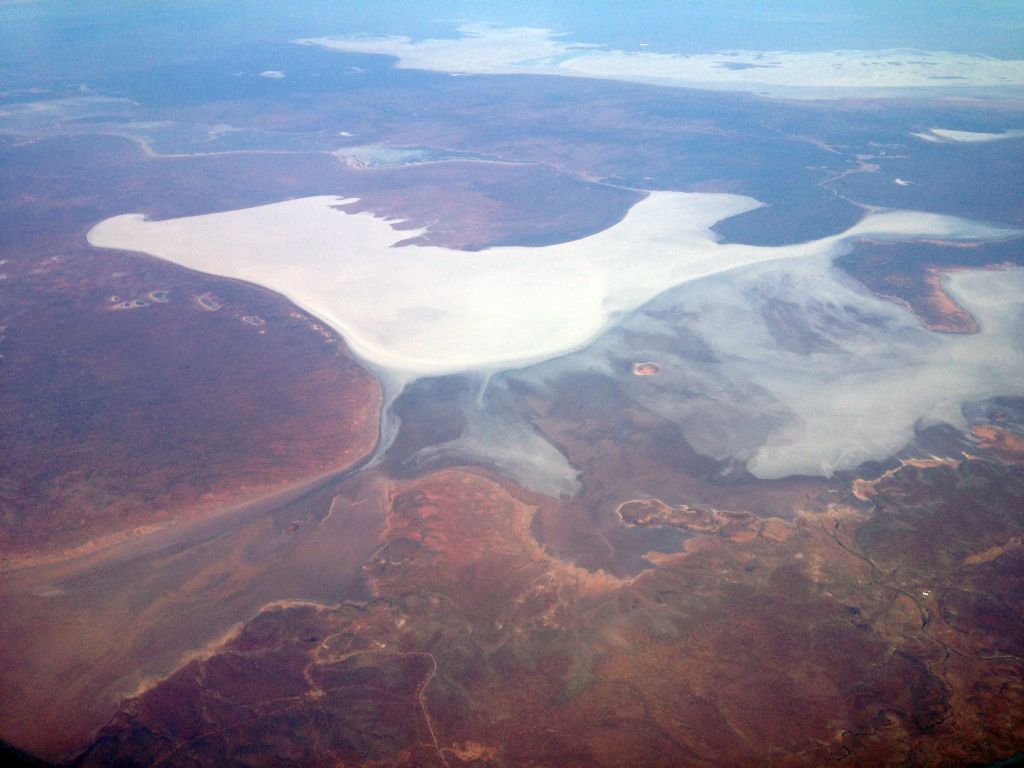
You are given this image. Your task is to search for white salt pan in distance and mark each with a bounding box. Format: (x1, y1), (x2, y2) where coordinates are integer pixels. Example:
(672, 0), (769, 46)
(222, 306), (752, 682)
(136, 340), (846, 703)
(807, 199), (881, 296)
(912, 127), (1024, 143)
(298, 26), (1024, 97)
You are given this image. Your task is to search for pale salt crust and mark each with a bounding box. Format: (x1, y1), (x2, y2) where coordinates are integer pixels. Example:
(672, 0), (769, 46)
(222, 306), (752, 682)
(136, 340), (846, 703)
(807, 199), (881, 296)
(719, 266), (1024, 479)
(297, 24), (1024, 97)
(86, 192), (1019, 377)
(499, 261), (1024, 486)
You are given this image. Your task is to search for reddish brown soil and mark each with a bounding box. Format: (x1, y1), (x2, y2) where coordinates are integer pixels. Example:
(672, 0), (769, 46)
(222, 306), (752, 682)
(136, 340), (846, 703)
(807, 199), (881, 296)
(4, 86), (1024, 767)
(0, 246), (381, 567)
(971, 425), (1024, 461)
(66, 368), (1023, 767)
(71, 458), (1024, 767)
(336, 160), (644, 251)
(837, 239), (1024, 334)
